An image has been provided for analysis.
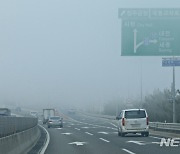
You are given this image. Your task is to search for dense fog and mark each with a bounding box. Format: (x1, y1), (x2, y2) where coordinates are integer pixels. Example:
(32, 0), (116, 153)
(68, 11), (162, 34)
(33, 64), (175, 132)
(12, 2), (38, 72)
(0, 0), (180, 111)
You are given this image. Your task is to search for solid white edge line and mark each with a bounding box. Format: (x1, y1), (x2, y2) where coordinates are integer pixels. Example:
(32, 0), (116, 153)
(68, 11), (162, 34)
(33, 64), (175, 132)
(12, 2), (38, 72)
(39, 125), (50, 154)
(122, 148), (136, 154)
(99, 138), (110, 143)
(85, 132), (93, 136)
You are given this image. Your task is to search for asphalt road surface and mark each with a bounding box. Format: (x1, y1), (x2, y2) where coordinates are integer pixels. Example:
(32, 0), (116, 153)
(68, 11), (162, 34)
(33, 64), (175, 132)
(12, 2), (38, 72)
(44, 112), (180, 154)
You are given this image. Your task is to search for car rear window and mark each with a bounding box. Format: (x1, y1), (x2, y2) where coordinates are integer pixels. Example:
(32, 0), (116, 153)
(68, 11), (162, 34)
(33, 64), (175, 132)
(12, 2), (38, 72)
(50, 117), (60, 120)
(125, 110), (146, 119)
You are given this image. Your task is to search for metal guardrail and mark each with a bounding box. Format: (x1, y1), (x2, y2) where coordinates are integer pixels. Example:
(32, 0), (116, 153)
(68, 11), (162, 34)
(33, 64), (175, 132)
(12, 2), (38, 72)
(149, 122), (180, 132)
(80, 112), (180, 133)
(0, 116), (38, 138)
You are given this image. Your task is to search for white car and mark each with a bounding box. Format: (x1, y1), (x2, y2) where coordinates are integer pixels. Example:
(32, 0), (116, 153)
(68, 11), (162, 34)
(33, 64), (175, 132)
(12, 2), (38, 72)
(116, 109), (149, 137)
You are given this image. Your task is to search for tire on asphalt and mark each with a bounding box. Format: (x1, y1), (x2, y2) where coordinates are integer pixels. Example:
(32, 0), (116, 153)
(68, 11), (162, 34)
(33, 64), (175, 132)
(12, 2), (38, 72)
(145, 132), (149, 137)
(118, 128), (121, 136)
(121, 131), (125, 137)
(118, 131), (121, 136)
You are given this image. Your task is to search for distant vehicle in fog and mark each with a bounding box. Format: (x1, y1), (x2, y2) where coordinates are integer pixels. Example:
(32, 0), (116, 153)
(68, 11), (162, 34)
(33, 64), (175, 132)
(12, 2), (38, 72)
(68, 109), (76, 114)
(47, 116), (63, 128)
(15, 107), (21, 112)
(0, 108), (11, 116)
(30, 111), (38, 117)
(43, 109), (55, 124)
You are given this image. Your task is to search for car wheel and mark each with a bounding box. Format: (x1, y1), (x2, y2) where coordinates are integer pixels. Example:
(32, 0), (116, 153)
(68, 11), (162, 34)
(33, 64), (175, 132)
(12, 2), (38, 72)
(121, 130), (125, 137)
(118, 129), (121, 136)
(141, 133), (145, 136)
(118, 132), (121, 136)
(145, 132), (149, 137)
(121, 132), (125, 137)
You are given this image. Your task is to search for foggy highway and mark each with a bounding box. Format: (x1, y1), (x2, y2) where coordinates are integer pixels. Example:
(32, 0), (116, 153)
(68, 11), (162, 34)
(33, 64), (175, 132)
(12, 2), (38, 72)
(1, 1), (180, 154)
(44, 113), (180, 154)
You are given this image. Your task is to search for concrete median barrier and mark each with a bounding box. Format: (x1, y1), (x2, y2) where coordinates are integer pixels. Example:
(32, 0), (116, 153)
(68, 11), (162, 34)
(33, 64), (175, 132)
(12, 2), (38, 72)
(0, 125), (40, 154)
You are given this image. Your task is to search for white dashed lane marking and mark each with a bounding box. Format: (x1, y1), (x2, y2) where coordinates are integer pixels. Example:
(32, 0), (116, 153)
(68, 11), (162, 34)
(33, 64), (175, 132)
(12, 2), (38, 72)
(122, 148), (136, 154)
(149, 136), (162, 140)
(99, 138), (110, 143)
(85, 132), (93, 136)
(109, 122), (118, 128)
(61, 133), (72, 135)
(56, 128), (63, 130)
(81, 127), (89, 129)
(75, 128), (80, 131)
(68, 142), (87, 146)
(110, 128), (117, 130)
(127, 140), (146, 145)
(98, 132), (108, 135)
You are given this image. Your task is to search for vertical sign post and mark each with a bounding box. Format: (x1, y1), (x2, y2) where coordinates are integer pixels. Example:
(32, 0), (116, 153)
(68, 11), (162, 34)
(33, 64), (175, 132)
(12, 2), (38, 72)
(162, 57), (180, 123)
(172, 64), (176, 123)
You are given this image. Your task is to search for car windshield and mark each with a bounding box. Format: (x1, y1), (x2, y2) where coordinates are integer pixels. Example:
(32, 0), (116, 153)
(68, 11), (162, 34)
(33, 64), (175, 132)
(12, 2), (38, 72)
(125, 110), (146, 119)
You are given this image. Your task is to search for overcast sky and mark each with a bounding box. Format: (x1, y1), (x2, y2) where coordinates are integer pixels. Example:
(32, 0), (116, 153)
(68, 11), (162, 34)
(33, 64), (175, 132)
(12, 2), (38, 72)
(1, 0), (180, 110)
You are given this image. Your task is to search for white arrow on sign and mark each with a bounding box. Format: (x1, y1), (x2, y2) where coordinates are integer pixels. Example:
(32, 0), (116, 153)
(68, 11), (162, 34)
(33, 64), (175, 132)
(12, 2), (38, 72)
(120, 10), (126, 17)
(61, 133), (72, 135)
(149, 39), (158, 44)
(134, 29), (145, 53)
(68, 142), (87, 146)
(133, 29), (158, 54)
(134, 29), (138, 53)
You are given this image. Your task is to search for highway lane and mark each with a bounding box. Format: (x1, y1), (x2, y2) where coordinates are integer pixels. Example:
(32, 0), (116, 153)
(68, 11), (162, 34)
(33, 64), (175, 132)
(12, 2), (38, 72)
(44, 112), (180, 154)
(44, 121), (123, 154)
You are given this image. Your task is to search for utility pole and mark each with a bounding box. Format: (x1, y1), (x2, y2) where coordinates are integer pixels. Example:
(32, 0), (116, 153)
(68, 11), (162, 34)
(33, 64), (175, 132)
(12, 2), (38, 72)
(140, 58), (143, 104)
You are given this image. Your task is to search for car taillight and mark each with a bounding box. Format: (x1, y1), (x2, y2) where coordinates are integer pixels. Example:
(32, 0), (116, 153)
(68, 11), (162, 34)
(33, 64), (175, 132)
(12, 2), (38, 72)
(122, 118), (125, 126)
(146, 117), (149, 125)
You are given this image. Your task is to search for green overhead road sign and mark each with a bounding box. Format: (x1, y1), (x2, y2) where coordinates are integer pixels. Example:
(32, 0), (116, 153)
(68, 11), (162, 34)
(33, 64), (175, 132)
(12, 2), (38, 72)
(119, 8), (180, 56)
